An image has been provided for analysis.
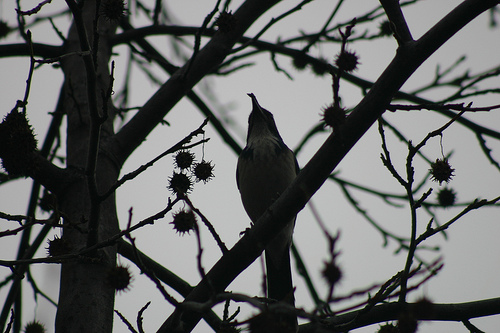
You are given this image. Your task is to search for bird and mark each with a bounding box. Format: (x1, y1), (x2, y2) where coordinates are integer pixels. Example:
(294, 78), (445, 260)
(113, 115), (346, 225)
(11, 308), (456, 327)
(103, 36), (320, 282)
(236, 93), (299, 331)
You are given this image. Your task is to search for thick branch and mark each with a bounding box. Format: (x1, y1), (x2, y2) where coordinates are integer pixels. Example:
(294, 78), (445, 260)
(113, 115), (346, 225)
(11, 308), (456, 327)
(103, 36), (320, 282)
(28, 152), (77, 194)
(0, 43), (62, 59)
(380, 0), (413, 43)
(301, 298), (500, 332)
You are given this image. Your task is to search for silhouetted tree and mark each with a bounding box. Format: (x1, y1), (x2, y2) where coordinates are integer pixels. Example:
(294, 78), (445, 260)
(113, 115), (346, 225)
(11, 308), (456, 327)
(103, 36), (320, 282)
(1, 1), (499, 332)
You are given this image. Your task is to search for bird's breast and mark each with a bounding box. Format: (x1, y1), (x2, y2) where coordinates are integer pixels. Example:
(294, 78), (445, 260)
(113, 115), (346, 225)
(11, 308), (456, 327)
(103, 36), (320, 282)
(237, 139), (297, 222)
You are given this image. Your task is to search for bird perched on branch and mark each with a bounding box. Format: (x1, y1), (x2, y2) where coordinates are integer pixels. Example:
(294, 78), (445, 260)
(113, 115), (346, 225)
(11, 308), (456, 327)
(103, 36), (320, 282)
(237, 93), (299, 332)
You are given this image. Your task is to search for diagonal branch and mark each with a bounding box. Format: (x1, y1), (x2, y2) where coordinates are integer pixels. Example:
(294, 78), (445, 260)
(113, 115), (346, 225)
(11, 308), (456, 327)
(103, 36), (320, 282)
(300, 297), (500, 332)
(380, 0), (414, 44)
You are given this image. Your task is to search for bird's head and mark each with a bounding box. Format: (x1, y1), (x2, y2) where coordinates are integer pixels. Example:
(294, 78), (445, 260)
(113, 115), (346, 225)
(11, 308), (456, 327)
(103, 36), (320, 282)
(246, 93), (283, 144)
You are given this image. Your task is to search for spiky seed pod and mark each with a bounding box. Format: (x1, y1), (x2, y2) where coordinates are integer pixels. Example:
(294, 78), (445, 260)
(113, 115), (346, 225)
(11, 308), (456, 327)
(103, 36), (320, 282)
(24, 321), (46, 333)
(335, 50), (359, 73)
(39, 189), (56, 212)
(312, 59), (329, 76)
(106, 265), (132, 292)
(429, 158), (455, 185)
(292, 54), (309, 70)
(321, 261), (342, 286)
(321, 104), (346, 129)
(0, 110), (37, 176)
(215, 11), (235, 33)
(175, 150), (195, 170)
(101, 0), (126, 21)
(193, 160), (214, 183)
(437, 188), (456, 207)
(379, 20), (393, 36)
(171, 209), (197, 235)
(376, 323), (398, 333)
(47, 236), (72, 257)
(168, 172), (192, 195)
(0, 21), (10, 39)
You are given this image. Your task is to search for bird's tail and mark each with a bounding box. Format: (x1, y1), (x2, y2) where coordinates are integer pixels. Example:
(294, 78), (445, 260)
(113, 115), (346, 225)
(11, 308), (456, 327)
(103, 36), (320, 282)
(265, 247), (297, 332)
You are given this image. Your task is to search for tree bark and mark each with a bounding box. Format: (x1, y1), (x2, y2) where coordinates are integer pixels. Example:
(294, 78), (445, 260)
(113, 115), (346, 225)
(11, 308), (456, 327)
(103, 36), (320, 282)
(55, 1), (119, 332)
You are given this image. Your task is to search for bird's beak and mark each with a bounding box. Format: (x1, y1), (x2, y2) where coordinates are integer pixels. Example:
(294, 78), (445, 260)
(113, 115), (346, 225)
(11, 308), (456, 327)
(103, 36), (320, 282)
(247, 93), (265, 116)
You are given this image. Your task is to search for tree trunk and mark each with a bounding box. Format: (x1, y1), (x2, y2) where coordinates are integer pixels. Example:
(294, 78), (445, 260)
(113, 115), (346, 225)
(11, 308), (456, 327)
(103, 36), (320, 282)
(55, 1), (119, 331)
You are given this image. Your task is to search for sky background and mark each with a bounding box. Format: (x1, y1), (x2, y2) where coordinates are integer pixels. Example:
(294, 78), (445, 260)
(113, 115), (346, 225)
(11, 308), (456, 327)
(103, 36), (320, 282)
(1, 0), (499, 332)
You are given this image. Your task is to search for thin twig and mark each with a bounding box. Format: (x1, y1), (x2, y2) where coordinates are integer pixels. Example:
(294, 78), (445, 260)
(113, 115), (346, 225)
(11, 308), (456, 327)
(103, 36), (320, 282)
(16, 30), (36, 114)
(100, 119), (210, 200)
(124, 209), (180, 305)
(231, 0), (314, 53)
(416, 196), (500, 245)
(399, 110), (466, 303)
(16, 0), (53, 16)
(137, 301), (151, 333)
(115, 309), (138, 333)
(388, 102), (500, 112)
(379, 0), (413, 44)
(183, 196), (228, 254)
(0, 198), (182, 268)
(462, 319), (486, 333)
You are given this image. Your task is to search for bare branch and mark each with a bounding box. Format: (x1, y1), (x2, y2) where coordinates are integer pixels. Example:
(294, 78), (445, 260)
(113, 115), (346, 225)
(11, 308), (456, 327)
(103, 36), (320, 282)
(380, 0), (414, 44)
(16, 0), (53, 16)
(100, 119), (209, 200)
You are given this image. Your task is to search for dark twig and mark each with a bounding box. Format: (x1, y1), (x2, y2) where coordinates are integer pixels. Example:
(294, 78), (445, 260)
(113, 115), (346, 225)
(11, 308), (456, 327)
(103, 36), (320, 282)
(388, 102), (500, 112)
(416, 196), (500, 245)
(26, 270), (58, 306)
(183, 196), (228, 254)
(100, 119), (210, 200)
(0, 198), (182, 268)
(379, 0), (413, 44)
(270, 51), (293, 80)
(4, 309), (14, 333)
(411, 110), (466, 153)
(399, 110), (466, 303)
(231, 0), (314, 53)
(124, 209), (179, 305)
(17, 30), (36, 114)
(378, 118), (407, 188)
(463, 319), (486, 333)
(188, 0), (223, 74)
(0, 217), (61, 238)
(153, 0), (162, 25)
(117, 239), (225, 332)
(48, 17), (66, 42)
(115, 309), (138, 333)
(380, 117), (432, 164)
(302, 0), (344, 53)
(476, 133), (500, 172)
(16, 0), (53, 16)
(192, 216), (206, 280)
(137, 301), (151, 333)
